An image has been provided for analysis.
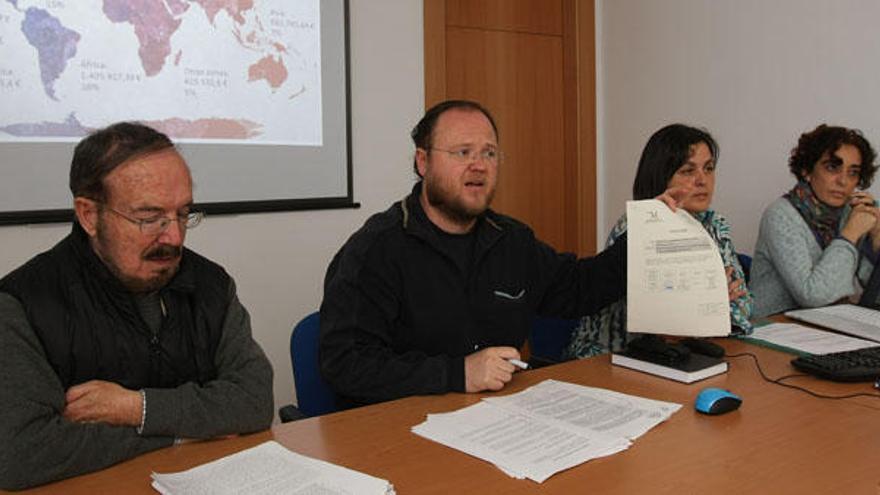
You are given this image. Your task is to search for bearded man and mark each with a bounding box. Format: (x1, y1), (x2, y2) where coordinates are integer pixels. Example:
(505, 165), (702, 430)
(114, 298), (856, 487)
(0, 122), (273, 490)
(319, 100), (644, 407)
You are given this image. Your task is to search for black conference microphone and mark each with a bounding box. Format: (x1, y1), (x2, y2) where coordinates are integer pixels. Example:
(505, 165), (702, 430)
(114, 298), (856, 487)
(680, 338), (725, 358)
(625, 335), (691, 366)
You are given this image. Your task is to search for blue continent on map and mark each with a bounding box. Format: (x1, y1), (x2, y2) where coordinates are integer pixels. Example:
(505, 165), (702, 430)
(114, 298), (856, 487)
(0, 113), (91, 137)
(21, 7), (80, 101)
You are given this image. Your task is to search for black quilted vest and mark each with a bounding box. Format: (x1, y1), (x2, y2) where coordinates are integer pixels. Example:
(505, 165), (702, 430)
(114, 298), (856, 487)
(0, 224), (229, 390)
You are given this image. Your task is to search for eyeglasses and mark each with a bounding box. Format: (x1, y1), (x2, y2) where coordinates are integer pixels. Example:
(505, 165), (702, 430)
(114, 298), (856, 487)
(430, 147), (502, 164)
(101, 204), (204, 235)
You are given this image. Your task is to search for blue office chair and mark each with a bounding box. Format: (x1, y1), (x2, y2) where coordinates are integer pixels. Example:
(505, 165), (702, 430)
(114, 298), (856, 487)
(278, 312), (339, 422)
(736, 253), (752, 284)
(528, 316), (578, 368)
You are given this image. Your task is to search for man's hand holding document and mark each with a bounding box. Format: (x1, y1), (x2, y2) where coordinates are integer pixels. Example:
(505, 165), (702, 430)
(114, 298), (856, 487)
(626, 199), (730, 337)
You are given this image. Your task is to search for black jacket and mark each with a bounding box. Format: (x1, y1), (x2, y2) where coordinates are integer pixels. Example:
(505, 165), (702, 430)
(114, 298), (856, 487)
(0, 224), (274, 490)
(0, 223), (229, 391)
(319, 183), (626, 406)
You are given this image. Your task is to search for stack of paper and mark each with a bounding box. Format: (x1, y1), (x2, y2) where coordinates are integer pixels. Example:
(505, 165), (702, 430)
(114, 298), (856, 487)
(412, 379), (680, 483)
(785, 304), (880, 343)
(749, 322), (878, 355)
(151, 441), (395, 495)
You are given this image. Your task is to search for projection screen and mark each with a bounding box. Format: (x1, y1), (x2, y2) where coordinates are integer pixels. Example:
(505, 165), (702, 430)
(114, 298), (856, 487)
(0, 0), (353, 225)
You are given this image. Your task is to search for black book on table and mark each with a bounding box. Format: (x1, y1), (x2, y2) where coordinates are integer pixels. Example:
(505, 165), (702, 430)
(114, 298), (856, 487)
(611, 351), (728, 384)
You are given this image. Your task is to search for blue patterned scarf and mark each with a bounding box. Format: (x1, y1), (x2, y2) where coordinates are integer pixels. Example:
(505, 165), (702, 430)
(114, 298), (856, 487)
(784, 180), (843, 249)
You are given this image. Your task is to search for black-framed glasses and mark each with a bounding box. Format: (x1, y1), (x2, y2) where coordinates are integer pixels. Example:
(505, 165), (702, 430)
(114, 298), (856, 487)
(101, 204), (204, 235)
(429, 147), (503, 164)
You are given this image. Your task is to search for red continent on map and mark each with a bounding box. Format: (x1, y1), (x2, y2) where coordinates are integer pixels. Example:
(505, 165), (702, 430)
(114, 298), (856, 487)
(248, 55), (287, 90)
(103, 0), (182, 76)
(146, 117), (261, 139)
(165, 0), (190, 16)
(192, 0), (255, 25)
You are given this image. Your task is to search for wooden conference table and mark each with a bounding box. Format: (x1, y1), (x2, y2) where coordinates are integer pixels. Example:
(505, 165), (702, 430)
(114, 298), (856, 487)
(12, 338), (880, 494)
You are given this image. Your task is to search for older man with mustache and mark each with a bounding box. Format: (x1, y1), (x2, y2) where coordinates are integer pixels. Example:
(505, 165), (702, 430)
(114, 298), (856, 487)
(0, 122), (273, 490)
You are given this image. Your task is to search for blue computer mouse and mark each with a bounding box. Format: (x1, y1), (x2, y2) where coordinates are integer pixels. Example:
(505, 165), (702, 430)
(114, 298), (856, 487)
(695, 387), (742, 415)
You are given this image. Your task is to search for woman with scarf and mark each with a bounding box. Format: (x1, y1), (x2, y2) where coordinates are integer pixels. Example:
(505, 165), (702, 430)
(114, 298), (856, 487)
(751, 124), (880, 318)
(566, 124), (752, 359)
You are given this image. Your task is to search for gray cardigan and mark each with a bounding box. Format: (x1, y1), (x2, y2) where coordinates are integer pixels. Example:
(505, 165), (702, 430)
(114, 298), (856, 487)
(751, 197), (874, 318)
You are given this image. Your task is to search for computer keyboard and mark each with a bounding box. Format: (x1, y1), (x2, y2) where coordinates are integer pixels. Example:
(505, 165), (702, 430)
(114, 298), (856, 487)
(791, 346), (880, 382)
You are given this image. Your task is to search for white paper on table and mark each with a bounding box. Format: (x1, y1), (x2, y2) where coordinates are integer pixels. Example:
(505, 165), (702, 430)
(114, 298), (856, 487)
(150, 441), (394, 495)
(412, 401), (629, 483)
(482, 379), (681, 440)
(411, 379), (681, 483)
(750, 322), (878, 354)
(626, 199), (730, 336)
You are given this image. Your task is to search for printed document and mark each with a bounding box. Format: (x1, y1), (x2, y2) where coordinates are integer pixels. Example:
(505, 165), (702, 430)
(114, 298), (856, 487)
(482, 379), (681, 439)
(749, 322), (878, 355)
(785, 304), (880, 343)
(412, 380), (680, 483)
(151, 441), (394, 495)
(626, 199), (730, 336)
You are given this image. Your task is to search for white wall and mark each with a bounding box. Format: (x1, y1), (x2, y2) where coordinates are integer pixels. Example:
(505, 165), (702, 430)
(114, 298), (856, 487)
(0, 0), (423, 418)
(598, 0), (880, 253)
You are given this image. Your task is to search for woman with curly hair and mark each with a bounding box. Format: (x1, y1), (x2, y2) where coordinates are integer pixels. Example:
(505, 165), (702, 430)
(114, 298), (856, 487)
(751, 124), (880, 317)
(566, 124), (752, 359)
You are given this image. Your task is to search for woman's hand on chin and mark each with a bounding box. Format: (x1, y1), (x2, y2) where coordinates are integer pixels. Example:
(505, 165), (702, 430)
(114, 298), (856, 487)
(840, 203), (878, 244)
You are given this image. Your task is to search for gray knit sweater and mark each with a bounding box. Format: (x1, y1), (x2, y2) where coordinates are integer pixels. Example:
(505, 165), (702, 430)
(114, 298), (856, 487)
(751, 197), (874, 318)
(0, 281), (274, 490)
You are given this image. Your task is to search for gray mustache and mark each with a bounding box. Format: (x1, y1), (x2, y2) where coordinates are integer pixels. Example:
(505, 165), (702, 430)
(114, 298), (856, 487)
(144, 245), (182, 260)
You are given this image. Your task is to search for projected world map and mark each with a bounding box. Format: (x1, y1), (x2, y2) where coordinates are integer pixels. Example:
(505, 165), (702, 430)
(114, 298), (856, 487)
(0, 0), (321, 144)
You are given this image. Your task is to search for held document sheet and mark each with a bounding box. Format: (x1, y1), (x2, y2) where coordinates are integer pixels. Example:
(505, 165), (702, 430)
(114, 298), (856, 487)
(626, 199), (730, 336)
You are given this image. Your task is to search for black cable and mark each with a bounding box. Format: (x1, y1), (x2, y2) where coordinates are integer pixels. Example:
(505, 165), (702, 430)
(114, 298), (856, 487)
(725, 352), (880, 400)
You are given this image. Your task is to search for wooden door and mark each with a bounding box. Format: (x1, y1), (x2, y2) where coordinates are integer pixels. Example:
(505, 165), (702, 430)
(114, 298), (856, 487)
(425, 0), (596, 255)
